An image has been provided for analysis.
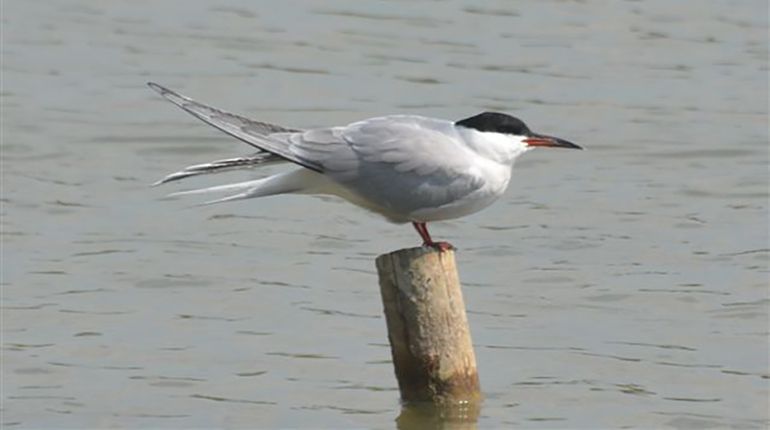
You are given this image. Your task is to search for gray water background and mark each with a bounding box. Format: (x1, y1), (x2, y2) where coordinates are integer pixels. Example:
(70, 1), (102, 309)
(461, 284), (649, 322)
(3, 0), (768, 428)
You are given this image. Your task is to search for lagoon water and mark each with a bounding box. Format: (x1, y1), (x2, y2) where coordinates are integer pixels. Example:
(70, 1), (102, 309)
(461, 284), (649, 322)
(3, 0), (768, 428)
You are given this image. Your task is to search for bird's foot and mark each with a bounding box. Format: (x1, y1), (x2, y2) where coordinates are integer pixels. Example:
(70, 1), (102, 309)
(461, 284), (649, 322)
(424, 241), (455, 252)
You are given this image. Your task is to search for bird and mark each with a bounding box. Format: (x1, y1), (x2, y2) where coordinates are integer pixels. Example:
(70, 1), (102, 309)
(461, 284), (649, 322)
(148, 82), (582, 250)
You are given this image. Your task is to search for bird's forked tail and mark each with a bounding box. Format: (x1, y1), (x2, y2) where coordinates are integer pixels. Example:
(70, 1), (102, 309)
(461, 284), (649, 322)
(166, 169), (322, 207)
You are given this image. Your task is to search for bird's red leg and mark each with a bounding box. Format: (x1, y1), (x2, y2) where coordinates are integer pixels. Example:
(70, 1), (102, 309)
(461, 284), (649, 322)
(412, 222), (432, 244)
(411, 222), (453, 252)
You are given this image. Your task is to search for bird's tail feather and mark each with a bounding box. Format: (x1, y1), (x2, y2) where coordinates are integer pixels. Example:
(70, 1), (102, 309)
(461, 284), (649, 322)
(151, 152), (285, 187)
(168, 178), (263, 197)
(197, 192), (255, 207)
(167, 169), (322, 206)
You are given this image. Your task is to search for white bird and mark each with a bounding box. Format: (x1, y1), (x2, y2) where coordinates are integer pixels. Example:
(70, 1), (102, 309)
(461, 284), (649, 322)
(149, 83), (582, 250)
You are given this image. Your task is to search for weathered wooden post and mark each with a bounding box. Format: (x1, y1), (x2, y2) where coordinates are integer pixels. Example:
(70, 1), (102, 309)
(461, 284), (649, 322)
(375, 246), (482, 405)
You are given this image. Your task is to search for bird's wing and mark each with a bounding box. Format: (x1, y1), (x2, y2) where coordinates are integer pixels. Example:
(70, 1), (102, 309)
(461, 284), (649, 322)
(282, 116), (474, 177)
(343, 116), (472, 175)
(284, 116), (485, 216)
(152, 152), (286, 186)
(148, 83), (323, 172)
(149, 84), (482, 211)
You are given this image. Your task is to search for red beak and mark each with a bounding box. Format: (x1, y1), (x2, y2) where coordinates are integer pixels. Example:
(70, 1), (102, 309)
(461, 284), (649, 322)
(523, 133), (583, 150)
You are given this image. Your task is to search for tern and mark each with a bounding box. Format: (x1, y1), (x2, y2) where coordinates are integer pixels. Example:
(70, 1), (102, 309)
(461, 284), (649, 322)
(149, 83), (582, 250)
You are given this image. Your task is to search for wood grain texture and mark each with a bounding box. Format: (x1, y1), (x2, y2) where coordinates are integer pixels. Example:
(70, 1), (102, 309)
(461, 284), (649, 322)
(376, 247), (481, 404)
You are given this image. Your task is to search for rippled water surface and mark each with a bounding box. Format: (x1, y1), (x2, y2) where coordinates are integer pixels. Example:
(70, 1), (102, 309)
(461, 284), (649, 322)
(3, 0), (768, 428)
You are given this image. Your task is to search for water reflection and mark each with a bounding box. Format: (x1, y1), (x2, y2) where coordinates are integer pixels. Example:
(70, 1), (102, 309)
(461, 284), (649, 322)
(396, 401), (481, 430)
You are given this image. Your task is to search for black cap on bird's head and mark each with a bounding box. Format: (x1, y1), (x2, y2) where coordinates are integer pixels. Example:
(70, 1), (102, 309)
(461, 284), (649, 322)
(456, 112), (583, 150)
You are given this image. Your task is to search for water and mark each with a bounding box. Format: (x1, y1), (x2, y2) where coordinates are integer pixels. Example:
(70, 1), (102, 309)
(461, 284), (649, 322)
(3, 0), (768, 428)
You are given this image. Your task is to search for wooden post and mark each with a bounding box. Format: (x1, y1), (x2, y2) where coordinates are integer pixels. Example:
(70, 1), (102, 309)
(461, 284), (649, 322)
(375, 247), (481, 405)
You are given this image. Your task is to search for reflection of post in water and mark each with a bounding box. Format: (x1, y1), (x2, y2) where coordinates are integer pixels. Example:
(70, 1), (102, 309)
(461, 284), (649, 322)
(376, 246), (482, 427)
(396, 401), (481, 430)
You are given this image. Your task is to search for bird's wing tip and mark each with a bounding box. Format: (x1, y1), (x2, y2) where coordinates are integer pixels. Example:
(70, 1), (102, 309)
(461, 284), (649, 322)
(147, 82), (163, 92)
(147, 82), (178, 99)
